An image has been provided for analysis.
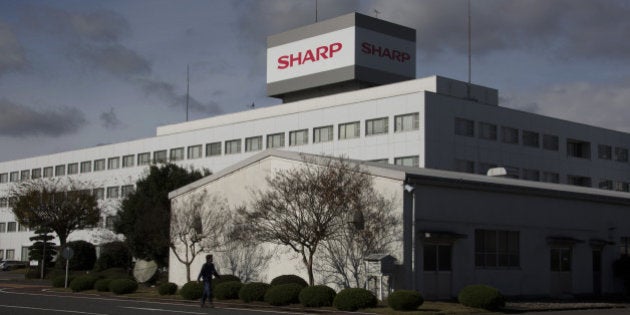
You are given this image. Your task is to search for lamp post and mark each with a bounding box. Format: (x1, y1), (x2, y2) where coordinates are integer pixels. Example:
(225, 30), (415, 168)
(404, 183), (416, 290)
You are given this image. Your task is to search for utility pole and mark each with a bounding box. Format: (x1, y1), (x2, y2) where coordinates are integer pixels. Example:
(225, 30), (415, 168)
(186, 64), (190, 122)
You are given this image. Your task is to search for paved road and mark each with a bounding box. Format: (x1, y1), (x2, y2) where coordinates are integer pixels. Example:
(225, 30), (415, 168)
(522, 309), (630, 315)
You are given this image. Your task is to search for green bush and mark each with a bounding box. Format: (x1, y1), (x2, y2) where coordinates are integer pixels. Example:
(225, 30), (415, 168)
(299, 285), (336, 307)
(158, 282), (178, 295)
(387, 290), (424, 311)
(94, 279), (112, 292)
(58, 240), (96, 271)
(94, 267), (133, 280)
(215, 281), (244, 300)
(270, 274), (308, 288)
(239, 282), (271, 303)
(180, 281), (203, 300)
(69, 275), (98, 292)
(94, 242), (132, 271)
(212, 274), (241, 290)
(52, 275), (76, 288)
(109, 279), (138, 295)
(333, 288), (377, 311)
(264, 283), (303, 306)
(457, 285), (505, 310)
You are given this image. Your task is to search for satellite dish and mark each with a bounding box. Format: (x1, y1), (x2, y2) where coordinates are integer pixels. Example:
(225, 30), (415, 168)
(133, 260), (158, 283)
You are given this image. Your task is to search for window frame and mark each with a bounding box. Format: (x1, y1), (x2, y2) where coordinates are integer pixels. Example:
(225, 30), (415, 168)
(394, 113), (419, 133)
(289, 129), (309, 147)
(206, 142), (222, 157)
(313, 125), (333, 143)
(122, 155), (135, 168)
(475, 229), (520, 269)
(338, 121), (360, 140)
(365, 117), (389, 136)
(245, 136), (263, 152)
(266, 133), (285, 149)
(225, 139), (242, 155)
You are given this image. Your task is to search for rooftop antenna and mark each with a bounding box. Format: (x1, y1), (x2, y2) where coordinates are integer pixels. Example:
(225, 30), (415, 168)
(466, 0), (472, 99)
(374, 9), (380, 18)
(186, 64), (190, 121)
(315, 0), (318, 22)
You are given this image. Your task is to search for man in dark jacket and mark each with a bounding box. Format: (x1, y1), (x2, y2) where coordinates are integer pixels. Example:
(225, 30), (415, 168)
(197, 254), (220, 307)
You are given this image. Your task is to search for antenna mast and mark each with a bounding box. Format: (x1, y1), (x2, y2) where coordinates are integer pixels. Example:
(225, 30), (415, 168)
(315, 0), (318, 22)
(467, 0), (471, 84)
(186, 64), (190, 122)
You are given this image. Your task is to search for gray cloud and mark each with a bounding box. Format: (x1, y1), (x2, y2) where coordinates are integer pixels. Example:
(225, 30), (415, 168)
(79, 44), (151, 77)
(0, 21), (28, 76)
(0, 99), (86, 137)
(137, 78), (222, 115)
(99, 107), (123, 130)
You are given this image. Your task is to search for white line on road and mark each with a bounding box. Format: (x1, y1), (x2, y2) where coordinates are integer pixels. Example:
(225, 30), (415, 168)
(0, 304), (108, 315)
(121, 306), (209, 314)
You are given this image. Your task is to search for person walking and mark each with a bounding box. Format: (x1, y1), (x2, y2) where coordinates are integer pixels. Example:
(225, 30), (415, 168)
(198, 254), (221, 308)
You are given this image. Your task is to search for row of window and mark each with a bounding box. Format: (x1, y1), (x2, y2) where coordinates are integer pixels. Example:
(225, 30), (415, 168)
(0, 249), (15, 261)
(0, 113), (421, 183)
(455, 118), (630, 161)
(0, 222), (28, 233)
(0, 185), (134, 209)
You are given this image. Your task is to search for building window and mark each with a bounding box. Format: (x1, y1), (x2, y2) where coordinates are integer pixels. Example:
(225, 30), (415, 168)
(567, 139), (591, 159)
(501, 126), (519, 144)
(339, 121), (360, 140)
(121, 185), (134, 197)
(7, 222), (17, 232)
(170, 148), (185, 161)
(455, 159), (475, 173)
(615, 147), (629, 162)
(366, 117), (388, 136)
(18, 223), (27, 232)
(267, 133), (285, 149)
(43, 167), (53, 178)
(0, 173), (7, 183)
(137, 152), (150, 166)
(551, 248), (571, 271)
(122, 155), (135, 167)
(154, 150), (167, 163)
(614, 181), (630, 192)
(454, 118), (474, 137)
(313, 125), (333, 143)
(424, 244), (452, 271)
(55, 165), (66, 176)
(21, 246), (29, 261)
(80, 161), (92, 173)
(599, 179), (613, 190)
(107, 157), (120, 170)
(93, 188), (105, 200)
(0, 250), (3, 259)
(0, 222), (5, 232)
(187, 145), (202, 159)
(0, 198), (7, 208)
(94, 159), (106, 171)
(395, 113), (419, 132)
(541, 171), (560, 184)
(394, 156), (419, 167)
(567, 175), (591, 187)
(106, 186), (119, 199)
(20, 170), (30, 181)
(543, 134), (559, 151)
(620, 237), (630, 256)
(598, 145), (612, 160)
(369, 159), (389, 164)
(105, 216), (116, 230)
(289, 129), (309, 146)
(31, 168), (42, 179)
(245, 136), (263, 152)
(475, 229), (519, 268)
(522, 169), (540, 181)
(67, 163), (78, 175)
(478, 122), (497, 140)
(522, 130), (539, 148)
(206, 142), (222, 156)
(9, 171), (19, 182)
(5, 249), (14, 260)
(225, 139), (241, 155)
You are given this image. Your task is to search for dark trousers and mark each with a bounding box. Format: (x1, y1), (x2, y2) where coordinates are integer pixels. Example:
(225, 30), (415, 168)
(201, 281), (212, 304)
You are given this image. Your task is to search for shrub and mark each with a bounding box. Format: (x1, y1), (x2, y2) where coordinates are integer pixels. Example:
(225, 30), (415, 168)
(158, 282), (178, 295)
(69, 275), (98, 292)
(457, 285), (505, 310)
(94, 267), (133, 280)
(94, 242), (132, 271)
(333, 288), (377, 311)
(387, 290), (424, 311)
(94, 279), (112, 292)
(299, 285), (336, 307)
(180, 281), (203, 300)
(270, 274), (308, 288)
(239, 282), (271, 303)
(59, 240), (96, 271)
(52, 275), (76, 288)
(212, 274), (241, 291)
(109, 279), (138, 295)
(215, 281), (244, 300)
(264, 283), (303, 306)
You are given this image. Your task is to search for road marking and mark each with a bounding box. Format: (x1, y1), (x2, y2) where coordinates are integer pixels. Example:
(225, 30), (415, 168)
(0, 304), (108, 314)
(121, 306), (207, 314)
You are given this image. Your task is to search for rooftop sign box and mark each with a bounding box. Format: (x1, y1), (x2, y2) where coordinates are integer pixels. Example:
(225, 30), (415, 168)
(267, 12), (416, 100)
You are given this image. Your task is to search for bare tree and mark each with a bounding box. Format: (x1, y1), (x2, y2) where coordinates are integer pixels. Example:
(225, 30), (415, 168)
(10, 178), (101, 248)
(315, 195), (401, 288)
(220, 240), (274, 283)
(237, 155), (374, 286)
(170, 189), (228, 282)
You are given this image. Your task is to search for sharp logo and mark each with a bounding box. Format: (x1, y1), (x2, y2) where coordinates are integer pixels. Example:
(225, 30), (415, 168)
(361, 42), (411, 63)
(277, 42), (343, 69)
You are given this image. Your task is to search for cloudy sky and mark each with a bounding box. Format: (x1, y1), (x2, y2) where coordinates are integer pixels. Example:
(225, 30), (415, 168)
(1, 0), (629, 162)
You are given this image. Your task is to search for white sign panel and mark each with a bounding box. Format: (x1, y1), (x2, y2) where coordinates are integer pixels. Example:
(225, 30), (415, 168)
(356, 28), (415, 77)
(267, 27), (356, 84)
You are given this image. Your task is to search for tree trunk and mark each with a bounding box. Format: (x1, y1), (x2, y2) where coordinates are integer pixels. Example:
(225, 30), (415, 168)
(185, 263), (191, 282)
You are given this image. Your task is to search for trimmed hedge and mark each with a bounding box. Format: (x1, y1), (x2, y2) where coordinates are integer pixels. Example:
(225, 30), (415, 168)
(94, 241), (132, 271)
(69, 275), (98, 292)
(109, 279), (138, 295)
(264, 283), (303, 306)
(212, 274), (241, 290)
(270, 274), (308, 288)
(215, 281), (244, 300)
(158, 282), (178, 295)
(387, 290), (424, 311)
(52, 275), (75, 288)
(457, 285), (505, 310)
(333, 288), (377, 311)
(180, 281), (204, 300)
(299, 285), (336, 307)
(239, 282), (270, 303)
(94, 279), (112, 292)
